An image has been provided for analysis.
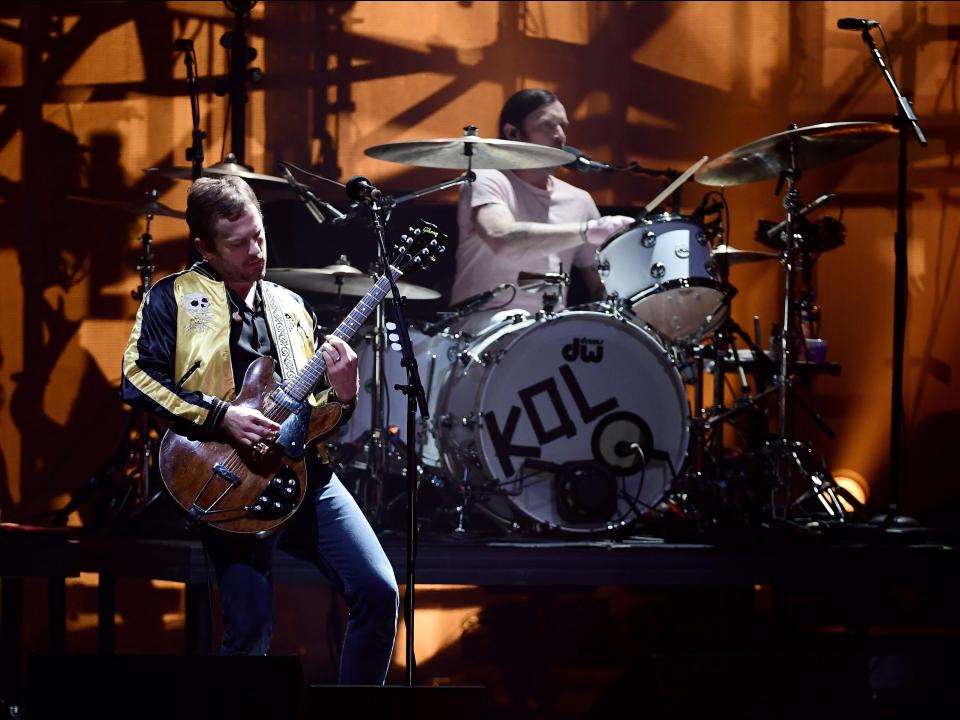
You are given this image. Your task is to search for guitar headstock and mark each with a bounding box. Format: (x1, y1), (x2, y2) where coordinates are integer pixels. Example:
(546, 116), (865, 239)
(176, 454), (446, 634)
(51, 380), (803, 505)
(392, 220), (446, 272)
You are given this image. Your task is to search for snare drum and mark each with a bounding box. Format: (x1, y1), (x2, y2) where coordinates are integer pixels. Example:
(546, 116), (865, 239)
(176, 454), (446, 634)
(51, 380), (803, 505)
(596, 213), (733, 345)
(434, 310), (690, 533)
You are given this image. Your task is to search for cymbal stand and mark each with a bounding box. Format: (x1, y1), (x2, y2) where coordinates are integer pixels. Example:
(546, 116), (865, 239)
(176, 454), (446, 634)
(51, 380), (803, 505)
(51, 197), (164, 527)
(768, 140), (851, 521)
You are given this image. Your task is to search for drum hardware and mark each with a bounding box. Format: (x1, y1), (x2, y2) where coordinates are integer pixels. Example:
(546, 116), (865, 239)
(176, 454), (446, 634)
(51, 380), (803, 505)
(50, 192), (171, 528)
(517, 269), (570, 315)
(694, 120), (896, 523)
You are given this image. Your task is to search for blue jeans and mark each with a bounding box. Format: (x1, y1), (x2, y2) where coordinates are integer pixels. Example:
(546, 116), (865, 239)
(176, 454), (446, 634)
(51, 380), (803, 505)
(203, 466), (399, 684)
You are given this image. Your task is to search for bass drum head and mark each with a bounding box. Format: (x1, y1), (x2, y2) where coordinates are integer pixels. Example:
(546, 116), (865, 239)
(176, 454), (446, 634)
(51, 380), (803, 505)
(437, 311), (689, 533)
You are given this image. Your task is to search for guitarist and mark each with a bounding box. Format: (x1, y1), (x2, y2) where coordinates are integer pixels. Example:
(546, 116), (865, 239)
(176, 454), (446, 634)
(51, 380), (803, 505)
(121, 176), (398, 683)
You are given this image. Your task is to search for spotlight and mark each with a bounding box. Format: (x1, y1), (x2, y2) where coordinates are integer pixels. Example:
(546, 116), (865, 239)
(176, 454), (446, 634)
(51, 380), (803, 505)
(831, 468), (869, 512)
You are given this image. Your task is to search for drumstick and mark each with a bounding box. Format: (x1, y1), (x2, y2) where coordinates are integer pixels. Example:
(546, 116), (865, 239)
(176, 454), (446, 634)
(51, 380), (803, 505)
(642, 155), (709, 215)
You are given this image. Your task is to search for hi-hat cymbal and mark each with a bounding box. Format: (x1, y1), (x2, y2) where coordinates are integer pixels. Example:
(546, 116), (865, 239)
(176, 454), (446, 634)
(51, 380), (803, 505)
(65, 194), (186, 219)
(365, 136), (576, 170)
(317, 262), (364, 276)
(712, 244), (780, 265)
(265, 268), (440, 300)
(696, 121), (896, 186)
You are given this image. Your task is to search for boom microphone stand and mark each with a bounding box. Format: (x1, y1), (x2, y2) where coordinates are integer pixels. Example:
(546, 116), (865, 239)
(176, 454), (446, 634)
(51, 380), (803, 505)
(849, 22), (926, 524)
(345, 175), (461, 686)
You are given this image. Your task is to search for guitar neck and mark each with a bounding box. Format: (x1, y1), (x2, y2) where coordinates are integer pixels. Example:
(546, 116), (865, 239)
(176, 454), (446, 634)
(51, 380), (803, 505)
(285, 267), (401, 401)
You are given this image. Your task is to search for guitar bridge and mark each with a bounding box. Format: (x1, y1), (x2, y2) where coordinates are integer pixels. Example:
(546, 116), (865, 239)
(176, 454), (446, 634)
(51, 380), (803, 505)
(212, 463), (241, 486)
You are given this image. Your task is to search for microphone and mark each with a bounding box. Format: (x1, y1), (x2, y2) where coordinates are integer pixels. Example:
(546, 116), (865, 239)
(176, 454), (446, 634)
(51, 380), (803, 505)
(562, 145), (616, 173)
(279, 165), (347, 224)
(344, 176), (383, 204)
(837, 17), (880, 30)
(764, 193), (837, 240)
(449, 283), (512, 312)
(614, 441), (670, 463)
(420, 283), (513, 336)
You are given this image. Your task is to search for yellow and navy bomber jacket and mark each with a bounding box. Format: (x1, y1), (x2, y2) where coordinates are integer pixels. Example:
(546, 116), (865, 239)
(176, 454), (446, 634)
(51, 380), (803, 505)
(121, 261), (337, 436)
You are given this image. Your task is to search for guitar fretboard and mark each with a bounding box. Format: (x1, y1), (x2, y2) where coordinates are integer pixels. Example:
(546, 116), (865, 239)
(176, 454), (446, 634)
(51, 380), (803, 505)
(286, 268), (400, 401)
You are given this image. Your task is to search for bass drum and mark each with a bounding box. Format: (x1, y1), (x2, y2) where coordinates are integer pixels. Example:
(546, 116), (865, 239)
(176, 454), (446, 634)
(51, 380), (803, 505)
(434, 311), (689, 533)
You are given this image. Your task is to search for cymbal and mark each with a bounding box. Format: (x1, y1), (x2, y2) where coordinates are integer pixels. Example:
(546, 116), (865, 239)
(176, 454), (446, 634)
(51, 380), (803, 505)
(712, 244), (780, 264)
(143, 161), (297, 202)
(65, 194), (186, 219)
(265, 268), (440, 300)
(317, 262), (364, 276)
(696, 121), (896, 186)
(144, 161), (287, 185)
(365, 136), (576, 170)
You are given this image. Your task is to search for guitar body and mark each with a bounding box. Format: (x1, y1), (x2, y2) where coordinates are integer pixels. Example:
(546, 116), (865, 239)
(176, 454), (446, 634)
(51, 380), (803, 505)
(159, 357), (342, 537)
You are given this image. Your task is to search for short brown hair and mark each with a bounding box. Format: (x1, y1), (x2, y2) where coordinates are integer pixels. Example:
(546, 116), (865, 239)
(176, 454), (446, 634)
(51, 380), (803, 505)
(186, 175), (261, 246)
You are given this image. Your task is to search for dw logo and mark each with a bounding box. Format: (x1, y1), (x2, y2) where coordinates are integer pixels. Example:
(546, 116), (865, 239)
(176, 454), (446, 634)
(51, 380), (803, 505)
(562, 337), (604, 363)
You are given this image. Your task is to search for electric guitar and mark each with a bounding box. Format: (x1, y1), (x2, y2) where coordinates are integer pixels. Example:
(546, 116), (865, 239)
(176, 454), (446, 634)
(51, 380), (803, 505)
(158, 222), (445, 536)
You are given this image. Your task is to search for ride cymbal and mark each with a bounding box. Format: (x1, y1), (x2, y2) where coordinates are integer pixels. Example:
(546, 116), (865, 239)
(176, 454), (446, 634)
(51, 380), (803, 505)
(696, 121), (896, 186)
(365, 136), (576, 170)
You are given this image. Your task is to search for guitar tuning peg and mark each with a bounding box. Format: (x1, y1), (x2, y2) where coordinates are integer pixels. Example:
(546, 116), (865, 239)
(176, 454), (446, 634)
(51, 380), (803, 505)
(438, 245), (446, 253)
(413, 256), (422, 265)
(413, 228), (421, 235)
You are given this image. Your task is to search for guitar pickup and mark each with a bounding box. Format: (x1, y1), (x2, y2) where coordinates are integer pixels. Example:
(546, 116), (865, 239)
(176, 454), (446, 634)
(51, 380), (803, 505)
(213, 463), (241, 486)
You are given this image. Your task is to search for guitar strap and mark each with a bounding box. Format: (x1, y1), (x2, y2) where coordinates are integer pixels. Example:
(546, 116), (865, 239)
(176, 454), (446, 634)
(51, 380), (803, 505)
(261, 283), (300, 381)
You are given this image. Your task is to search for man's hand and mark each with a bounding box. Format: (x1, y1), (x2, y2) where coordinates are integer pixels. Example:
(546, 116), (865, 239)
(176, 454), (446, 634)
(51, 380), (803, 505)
(221, 405), (281, 448)
(321, 334), (359, 403)
(583, 215), (635, 245)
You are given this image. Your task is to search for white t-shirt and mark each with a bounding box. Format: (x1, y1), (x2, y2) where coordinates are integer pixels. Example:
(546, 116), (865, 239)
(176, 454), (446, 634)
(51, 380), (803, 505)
(452, 169), (600, 316)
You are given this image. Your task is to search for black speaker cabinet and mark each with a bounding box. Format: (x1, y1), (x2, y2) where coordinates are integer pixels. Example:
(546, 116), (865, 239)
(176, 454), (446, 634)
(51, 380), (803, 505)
(26, 653), (305, 720)
(307, 685), (488, 719)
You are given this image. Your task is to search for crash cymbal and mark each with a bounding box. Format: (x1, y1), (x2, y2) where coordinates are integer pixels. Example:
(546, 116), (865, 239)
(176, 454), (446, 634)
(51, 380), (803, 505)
(265, 268), (440, 300)
(144, 161), (287, 185)
(696, 121), (896, 186)
(143, 160), (298, 202)
(65, 194), (186, 219)
(712, 244), (780, 264)
(365, 135), (576, 170)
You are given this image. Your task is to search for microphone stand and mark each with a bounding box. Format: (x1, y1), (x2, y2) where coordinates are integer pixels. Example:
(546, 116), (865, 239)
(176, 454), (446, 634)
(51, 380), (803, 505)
(177, 39), (205, 182)
(855, 26), (926, 526)
(351, 173), (471, 686)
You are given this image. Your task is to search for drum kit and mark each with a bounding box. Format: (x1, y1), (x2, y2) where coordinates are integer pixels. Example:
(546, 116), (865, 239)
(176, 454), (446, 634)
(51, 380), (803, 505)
(91, 120), (892, 537)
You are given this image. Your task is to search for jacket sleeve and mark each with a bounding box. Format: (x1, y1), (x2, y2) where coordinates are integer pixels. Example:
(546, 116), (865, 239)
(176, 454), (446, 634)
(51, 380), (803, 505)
(120, 280), (229, 435)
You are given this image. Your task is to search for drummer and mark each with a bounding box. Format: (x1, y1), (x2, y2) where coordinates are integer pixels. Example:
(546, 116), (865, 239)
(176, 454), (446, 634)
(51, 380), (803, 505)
(451, 88), (634, 330)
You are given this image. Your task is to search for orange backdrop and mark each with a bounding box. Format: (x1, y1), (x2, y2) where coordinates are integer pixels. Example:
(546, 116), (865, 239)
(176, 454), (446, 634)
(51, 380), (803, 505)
(0, 0), (958, 524)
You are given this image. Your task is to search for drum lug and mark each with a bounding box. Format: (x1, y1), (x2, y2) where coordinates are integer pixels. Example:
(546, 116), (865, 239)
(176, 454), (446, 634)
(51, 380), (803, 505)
(641, 230), (657, 248)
